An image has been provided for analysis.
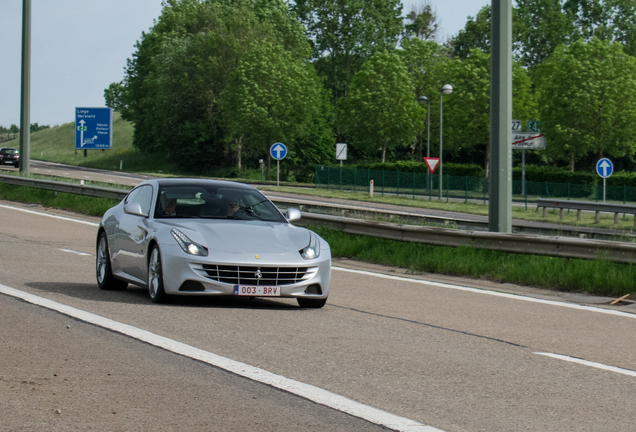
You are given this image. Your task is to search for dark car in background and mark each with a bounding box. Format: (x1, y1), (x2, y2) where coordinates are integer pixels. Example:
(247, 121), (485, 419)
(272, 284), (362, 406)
(0, 148), (19, 167)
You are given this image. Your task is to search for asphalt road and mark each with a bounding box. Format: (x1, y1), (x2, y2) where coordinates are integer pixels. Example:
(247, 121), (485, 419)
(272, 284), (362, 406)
(1, 200), (636, 431)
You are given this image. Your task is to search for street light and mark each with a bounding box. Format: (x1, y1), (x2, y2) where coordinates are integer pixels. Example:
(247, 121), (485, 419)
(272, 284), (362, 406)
(419, 95), (431, 192)
(439, 84), (453, 199)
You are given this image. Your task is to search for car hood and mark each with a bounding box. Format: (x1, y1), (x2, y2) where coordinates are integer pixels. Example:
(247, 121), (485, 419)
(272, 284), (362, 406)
(160, 219), (311, 254)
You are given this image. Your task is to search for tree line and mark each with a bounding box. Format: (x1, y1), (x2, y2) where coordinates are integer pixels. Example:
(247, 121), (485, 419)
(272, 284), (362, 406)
(0, 123), (50, 134)
(105, 0), (636, 180)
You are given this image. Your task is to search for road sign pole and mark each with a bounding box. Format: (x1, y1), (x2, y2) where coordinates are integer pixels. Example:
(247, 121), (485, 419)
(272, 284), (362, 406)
(277, 160), (280, 187)
(489, 0), (513, 233)
(604, 178), (606, 203)
(521, 149), (526, 195)
(439, 93), (443, 200)
(19, 0), (31, 174)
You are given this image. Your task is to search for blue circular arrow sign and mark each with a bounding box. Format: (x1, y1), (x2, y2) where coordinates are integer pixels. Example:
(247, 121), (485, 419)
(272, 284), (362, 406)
(270, 142), (287, 160)
(596, 158), (614, 178)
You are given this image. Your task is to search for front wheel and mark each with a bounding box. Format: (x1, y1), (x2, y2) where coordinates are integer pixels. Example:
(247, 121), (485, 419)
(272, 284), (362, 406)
(297, 297), (327, 308)
(96, 232), (127, 291)
(148, 246), (168, 303)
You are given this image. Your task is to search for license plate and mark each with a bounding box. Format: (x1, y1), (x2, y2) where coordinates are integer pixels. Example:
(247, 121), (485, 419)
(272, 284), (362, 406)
(234, 285), (281, 297)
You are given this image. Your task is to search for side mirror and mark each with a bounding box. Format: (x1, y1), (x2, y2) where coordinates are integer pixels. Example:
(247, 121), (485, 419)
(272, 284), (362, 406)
(124, 202), (148, 217)
(286, 208), (301, 222)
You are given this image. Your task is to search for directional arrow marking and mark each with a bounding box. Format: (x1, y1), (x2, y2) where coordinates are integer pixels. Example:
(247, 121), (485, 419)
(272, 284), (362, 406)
(599, 160), (611, 177)
(79, 119), (85, 147)
(272, 144), (285, 159)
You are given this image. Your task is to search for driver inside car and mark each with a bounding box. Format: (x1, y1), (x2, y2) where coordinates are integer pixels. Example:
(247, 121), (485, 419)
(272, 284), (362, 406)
(159, 194), (177, 216)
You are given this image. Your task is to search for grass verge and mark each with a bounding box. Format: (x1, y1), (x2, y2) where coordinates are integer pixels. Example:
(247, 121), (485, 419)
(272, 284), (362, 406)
(312, 225), (635, 297)
(0, 184), (119, 217)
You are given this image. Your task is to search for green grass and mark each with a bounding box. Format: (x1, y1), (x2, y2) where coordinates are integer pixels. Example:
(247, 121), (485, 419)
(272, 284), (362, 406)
(0, 183), (119, 217)
(313, 226), (636, 297)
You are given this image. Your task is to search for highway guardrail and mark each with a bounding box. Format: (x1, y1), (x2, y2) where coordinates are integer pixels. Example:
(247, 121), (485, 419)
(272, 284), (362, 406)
(294, 213), (636, 264)
(0, 175), (129, 200)
(537, 198), (636, 225)
(1, 174), (635, 263)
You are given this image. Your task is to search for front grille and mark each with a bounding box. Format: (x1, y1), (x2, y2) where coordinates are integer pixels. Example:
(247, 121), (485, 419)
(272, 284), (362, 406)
(201, 265), (311, 286)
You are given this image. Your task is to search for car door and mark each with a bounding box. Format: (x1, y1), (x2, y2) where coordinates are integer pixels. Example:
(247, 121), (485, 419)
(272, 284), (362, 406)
(114, 185), (154, 282)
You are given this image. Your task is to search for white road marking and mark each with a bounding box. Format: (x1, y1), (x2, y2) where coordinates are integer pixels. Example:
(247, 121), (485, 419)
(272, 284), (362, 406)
(333, 267), (636, 320)
(58, 248), (92, 256)
(0, 285), (443, 432)
(535, 352), (636, 378)
(0, 204), (99, 227)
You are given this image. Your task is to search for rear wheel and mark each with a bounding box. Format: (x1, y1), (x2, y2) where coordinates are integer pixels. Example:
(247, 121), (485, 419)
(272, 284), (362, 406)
(297, 297), (327, 308)
(96, 232), (128, 290)
(148, 246), (168, 303)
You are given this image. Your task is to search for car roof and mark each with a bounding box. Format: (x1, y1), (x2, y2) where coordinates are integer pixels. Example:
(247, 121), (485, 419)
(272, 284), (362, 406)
(138, 178), (256, 191)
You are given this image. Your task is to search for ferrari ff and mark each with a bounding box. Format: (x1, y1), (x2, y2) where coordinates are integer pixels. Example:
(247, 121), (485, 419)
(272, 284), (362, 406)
(96, 179), (331, 307)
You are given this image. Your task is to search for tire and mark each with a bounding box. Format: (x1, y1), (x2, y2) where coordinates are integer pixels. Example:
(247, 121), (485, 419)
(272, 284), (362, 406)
(297, 297), (327, 308)
(148, 246), (168, 303)
(96, 232), (128, 291)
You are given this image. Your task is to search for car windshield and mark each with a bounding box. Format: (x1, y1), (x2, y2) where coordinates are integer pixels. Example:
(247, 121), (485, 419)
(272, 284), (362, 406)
(154, 184), (286, 222)
(1, 149), (17, 155)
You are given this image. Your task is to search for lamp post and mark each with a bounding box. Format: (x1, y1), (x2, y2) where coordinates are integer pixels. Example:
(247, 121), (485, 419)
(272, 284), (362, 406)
(439, 84), (453, 199)
(419, 95), (431, 192)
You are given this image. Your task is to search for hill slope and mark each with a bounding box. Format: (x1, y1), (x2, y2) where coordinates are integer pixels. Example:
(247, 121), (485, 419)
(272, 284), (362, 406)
(3, 113), (174, 173)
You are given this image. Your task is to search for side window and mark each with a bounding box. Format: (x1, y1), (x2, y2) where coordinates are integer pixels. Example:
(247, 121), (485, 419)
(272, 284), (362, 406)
(125, 185), (153, 215)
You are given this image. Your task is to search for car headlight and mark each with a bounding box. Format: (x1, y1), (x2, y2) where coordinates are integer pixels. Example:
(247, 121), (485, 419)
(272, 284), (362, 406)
(171, 228), (208, 256)
(300, 232), (320, 259)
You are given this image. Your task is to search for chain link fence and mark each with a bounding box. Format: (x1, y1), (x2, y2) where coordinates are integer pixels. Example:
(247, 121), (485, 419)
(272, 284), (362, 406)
(315, 166), (636, 205)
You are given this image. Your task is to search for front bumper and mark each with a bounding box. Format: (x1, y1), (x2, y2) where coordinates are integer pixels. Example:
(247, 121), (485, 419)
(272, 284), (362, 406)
(159, 244), (331, 299)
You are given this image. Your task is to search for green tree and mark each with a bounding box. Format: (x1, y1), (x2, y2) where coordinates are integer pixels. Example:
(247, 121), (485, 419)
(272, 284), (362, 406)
(535, 38), (636, 170)
(291, 0), (403, 109)
(338, 50), (420, 163)
(449, 6), (492, 59)
(398, 38), (449, 160)
(436, 49), (537, 175)
(104, 81), (126, 112)
(516, 0), (575, 69)
(221, 41), (331, 180)
(564, 0), (636, 55)
(119, 0), (312, 171)
(404, 1), (438, 40)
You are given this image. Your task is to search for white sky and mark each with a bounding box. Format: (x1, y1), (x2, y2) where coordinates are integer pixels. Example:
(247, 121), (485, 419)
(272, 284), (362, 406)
(0, 0), (490, 128)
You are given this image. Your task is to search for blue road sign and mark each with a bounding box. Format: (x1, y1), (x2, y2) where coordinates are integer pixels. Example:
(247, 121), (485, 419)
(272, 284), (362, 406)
(75, 107), (112, 150)
(270, 142), (287, 160)
(596, 158), (614, 178)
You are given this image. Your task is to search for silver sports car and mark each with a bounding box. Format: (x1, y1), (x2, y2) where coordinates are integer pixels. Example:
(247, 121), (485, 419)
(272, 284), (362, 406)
(96, 179), (331, 307)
